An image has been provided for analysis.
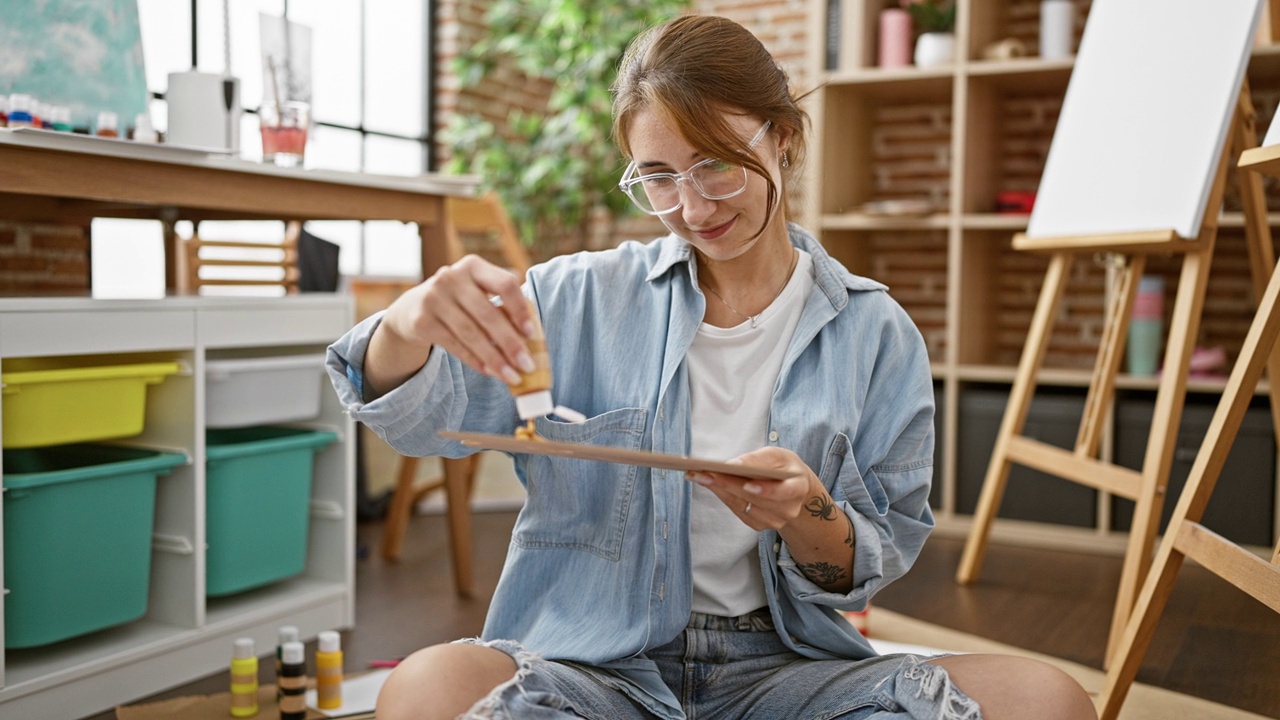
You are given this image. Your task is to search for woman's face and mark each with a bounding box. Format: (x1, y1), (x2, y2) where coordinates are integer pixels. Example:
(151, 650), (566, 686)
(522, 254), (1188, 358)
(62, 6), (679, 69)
(625, 109), (785, 263)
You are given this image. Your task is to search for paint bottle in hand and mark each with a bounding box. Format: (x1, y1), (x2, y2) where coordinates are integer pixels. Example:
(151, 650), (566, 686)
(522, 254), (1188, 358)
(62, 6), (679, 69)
(229, 637), (259, 718)
(509, 299), (554, 420)
(315, 630), (344, 710)
(278, 640), (307, 720)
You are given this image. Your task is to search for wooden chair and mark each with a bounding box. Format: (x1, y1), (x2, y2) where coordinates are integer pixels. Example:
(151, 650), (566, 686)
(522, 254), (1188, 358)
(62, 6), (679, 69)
(179, 221), (301, 294)
(379, 192), (531, 596)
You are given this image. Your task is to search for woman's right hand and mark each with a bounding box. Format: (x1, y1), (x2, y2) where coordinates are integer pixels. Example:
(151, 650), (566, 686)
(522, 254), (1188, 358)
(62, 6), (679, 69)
(364, 254), (537, 398)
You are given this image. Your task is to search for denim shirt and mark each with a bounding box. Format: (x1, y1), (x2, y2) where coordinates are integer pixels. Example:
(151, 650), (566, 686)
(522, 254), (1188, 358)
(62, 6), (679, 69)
(326, 223), (935, 717)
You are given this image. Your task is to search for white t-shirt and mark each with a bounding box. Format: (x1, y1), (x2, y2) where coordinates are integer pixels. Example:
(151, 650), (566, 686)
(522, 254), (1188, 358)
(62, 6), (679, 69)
(687, 249), (815, 617)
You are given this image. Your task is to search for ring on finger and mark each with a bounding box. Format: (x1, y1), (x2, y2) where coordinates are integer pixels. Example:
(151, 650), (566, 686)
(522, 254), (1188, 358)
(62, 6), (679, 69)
(744, 501), (752, 515)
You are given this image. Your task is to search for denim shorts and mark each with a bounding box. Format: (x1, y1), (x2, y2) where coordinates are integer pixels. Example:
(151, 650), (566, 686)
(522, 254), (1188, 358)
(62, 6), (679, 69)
(458, 609), (980, 719)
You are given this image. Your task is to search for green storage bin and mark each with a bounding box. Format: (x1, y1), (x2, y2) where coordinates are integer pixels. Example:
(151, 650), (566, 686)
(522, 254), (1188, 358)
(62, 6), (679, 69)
(2, 444), (186, 649)
(205, 426), (337, 597)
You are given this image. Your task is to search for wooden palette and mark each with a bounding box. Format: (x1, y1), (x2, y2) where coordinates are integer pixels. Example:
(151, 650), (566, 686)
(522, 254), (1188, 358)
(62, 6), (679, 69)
(439, 430), (793, 480)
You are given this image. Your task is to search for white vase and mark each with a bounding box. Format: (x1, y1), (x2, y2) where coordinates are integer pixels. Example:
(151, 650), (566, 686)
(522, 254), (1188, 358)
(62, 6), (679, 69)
(914, 32), (956, 68)
(1040, 0), (1075, 60)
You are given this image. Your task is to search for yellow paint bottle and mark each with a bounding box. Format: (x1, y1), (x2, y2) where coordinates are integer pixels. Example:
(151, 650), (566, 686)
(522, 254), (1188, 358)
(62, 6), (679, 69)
(509, 300), (554, 420)
(315, 630), (344, 710)
(229, 637), (259, 718)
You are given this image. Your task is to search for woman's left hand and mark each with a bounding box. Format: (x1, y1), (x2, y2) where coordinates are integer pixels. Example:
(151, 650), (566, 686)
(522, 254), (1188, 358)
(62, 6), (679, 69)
(686, 446), (822, 532)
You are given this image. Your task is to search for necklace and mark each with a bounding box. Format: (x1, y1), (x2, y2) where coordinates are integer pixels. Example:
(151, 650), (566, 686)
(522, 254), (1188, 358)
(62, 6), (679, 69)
(701, 248), (798, 329)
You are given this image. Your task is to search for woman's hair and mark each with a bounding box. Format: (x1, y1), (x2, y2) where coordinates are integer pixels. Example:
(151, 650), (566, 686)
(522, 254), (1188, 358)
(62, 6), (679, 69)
(612, 14), (810, 229)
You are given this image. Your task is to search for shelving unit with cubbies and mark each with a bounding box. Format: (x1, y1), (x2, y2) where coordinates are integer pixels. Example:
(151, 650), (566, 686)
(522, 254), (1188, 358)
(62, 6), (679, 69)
(0, 294), (354, 719)
(805, 0), (1280, 554)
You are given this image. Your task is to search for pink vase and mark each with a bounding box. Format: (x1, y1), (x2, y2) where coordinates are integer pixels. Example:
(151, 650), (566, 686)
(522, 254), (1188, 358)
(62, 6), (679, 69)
(879, 9), (913, 68)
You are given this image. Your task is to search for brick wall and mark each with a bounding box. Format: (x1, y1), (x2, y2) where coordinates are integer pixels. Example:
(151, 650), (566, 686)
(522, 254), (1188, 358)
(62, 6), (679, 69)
(0, 221), (90, 294)
(434, 0), (813, 259)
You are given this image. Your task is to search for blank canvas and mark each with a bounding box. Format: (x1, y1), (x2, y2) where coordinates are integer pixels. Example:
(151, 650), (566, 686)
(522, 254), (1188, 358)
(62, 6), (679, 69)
(1026, 0), (1262, 241)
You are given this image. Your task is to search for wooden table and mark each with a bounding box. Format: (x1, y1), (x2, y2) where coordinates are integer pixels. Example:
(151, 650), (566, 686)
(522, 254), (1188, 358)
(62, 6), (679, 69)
(0, 127), (477, 287)
(0, 127), (483, 594)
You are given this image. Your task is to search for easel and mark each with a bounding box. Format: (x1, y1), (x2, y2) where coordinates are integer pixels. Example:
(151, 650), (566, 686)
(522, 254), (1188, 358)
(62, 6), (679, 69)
(955, 0), (1269, 669)
(1096, 92), (1280, 720)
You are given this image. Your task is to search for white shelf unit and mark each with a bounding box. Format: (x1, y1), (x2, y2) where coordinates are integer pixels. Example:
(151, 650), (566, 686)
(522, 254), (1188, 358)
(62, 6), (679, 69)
(805, 0), (1280, 555)
(0, 294), (355, 719)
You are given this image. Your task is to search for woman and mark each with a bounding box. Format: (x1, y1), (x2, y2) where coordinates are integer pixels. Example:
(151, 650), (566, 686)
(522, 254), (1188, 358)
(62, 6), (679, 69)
(327, 14), (1096, 720)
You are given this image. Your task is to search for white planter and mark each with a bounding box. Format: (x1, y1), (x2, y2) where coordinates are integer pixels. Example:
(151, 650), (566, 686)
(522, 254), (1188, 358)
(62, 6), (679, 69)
(1040, 0), (1075, 60)
(914, 32), (956, 68)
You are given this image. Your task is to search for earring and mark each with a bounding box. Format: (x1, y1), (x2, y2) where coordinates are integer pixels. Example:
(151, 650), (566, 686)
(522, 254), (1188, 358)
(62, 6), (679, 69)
(781, 151), (790, 169)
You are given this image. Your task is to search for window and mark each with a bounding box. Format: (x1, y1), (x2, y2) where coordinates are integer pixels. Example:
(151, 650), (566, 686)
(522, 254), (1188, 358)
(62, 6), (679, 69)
(131, 0), (433, 280)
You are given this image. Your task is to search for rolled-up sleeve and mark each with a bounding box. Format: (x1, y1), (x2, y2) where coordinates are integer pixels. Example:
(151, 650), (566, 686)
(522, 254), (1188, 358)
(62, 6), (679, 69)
(324, 310), (516, 458)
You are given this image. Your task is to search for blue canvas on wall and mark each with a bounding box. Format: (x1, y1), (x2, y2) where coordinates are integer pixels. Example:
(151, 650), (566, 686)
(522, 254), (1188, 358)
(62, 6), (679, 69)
(0, 0), (149, 130)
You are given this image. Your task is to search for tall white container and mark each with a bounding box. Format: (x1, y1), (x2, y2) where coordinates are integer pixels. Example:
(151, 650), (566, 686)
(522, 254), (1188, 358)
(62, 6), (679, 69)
(166, 71), (242, 152)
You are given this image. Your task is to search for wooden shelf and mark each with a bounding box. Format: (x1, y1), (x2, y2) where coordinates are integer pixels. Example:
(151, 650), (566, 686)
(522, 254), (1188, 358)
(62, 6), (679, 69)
(822, 213), (951, 230)
(807, 0), (1280, 549)
(0, 297), (356, 719)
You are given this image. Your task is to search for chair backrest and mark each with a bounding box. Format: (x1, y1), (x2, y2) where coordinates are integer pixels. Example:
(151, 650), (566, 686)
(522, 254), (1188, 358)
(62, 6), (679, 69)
(443, 192), (532, 275)
(179, 221), (301, 295)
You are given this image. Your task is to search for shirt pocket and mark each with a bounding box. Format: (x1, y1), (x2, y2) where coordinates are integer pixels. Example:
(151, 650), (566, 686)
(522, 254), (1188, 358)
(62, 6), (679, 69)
(819, 432), (889, 517)
(513, 406), (649, 561)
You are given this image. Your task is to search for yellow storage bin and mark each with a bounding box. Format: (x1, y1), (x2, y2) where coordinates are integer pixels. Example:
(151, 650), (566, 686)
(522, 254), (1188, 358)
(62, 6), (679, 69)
(1, 362), (181, 449)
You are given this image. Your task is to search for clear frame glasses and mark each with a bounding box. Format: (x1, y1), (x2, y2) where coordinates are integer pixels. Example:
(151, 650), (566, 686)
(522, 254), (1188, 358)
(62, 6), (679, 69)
(618, 120), (772, 216)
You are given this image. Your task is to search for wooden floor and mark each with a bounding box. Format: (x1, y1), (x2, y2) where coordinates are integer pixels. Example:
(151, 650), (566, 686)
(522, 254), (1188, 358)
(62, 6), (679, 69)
(92, 510), (1280, 719)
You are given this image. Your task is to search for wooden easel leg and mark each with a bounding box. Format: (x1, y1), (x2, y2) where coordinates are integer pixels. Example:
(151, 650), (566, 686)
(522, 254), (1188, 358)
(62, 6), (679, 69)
(1104, 238), (1215, 667)
(957, 253), (1073, 583)
(1233, 98), (1280, 462)
(1077, 255), (1144, 456)
(1100, 230), (1280, 719)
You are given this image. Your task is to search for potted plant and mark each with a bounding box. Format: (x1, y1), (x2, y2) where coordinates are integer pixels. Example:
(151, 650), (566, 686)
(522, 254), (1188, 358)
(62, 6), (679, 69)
(442, 0), (688, 260)
(902, 0), (957, 68)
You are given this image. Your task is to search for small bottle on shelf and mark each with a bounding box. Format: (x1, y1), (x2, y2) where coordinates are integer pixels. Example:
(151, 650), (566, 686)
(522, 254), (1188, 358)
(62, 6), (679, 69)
(132, 112), (159, 143)
(49, 105), (73, 132)
(7, 94), (35, 128)
(95, 110), (119, 137)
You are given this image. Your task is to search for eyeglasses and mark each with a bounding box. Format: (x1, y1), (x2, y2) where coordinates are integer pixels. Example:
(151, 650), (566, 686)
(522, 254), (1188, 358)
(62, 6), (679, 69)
(618, 121), (772, 216)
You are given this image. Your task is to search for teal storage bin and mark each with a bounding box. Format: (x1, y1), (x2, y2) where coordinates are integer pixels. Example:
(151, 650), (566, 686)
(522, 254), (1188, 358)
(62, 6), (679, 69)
(205, 426), (338, 597)
(2, 444), (186, 649)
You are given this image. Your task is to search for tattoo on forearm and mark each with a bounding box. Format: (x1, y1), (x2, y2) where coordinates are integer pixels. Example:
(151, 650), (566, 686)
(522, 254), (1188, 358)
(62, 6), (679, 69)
(845, 516), (855, 548)
(804, 495), (839, 521)
(798, 561), (848, 585)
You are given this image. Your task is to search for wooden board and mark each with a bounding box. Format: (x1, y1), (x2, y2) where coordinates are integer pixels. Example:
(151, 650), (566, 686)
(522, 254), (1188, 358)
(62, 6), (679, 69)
(1026, 0), (1261, 242)
(439, 431), (794, 481)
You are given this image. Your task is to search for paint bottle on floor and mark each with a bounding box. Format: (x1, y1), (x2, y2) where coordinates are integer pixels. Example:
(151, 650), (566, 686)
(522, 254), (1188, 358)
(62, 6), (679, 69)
(315, 630), (344, 710)
(275, 625), (299, 703)
(278, 640), (307, 720)
(229, 637), (259, 718)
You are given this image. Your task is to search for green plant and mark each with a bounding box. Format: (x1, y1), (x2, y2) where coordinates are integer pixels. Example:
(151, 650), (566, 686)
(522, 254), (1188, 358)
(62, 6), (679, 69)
(900, 0), (955, 34)
(442, 0), (689, 252)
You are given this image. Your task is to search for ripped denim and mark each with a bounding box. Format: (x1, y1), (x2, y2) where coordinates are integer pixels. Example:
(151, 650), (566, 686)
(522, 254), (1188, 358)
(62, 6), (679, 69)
(456, 611), (980, 719)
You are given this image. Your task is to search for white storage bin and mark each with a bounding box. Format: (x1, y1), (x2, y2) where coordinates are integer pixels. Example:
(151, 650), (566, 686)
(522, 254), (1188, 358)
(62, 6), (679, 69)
(205, 354), (326, 428)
